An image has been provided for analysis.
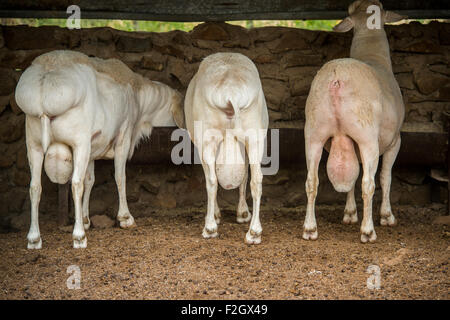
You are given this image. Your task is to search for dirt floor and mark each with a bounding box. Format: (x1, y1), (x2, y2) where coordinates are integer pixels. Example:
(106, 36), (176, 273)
(0, 203), (449, 300)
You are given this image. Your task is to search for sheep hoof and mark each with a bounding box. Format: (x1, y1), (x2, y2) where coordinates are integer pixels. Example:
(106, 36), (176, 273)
(73, 236), (87, 249)
(245, 230), (261, 245)
(119, 215), (136, 229)
(380, 214), (397, 227)
(237, 210), (252, 224)
(343, 210), (358, 225)
(302, 229), (318, 241)
(27, 237), (42, 250)
(360, 229), (377, 243)
(202, 226), (218, 239)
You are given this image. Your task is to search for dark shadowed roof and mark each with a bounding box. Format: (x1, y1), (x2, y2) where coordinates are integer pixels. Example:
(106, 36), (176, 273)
(0, 0), (449, 21)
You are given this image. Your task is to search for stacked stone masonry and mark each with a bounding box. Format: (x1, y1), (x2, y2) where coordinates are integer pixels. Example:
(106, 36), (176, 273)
(0, 22), (449, 230)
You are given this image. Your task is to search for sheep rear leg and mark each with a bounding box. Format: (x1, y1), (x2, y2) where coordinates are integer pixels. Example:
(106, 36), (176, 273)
(201, 138), (220, 238)
(114, 130), (136, 229)
(71, 144), (91, 249)
(343, 186), (358, 224)
(237, 161), (251, 224)
(245, 163), (263, 244)
(82, 160), (94, 230)
(380, 137), (401, 227)
(245, 138), (264, 245)
(26, 143), (44, 249)
(303, 141), (323, 240)
(359, 143), (379, 243)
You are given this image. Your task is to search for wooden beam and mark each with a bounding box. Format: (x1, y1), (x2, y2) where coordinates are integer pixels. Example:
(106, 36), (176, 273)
(129, 126), (448, 167)
(58, 183), (69, 226)
(0, 0), (449, 21)
(446, 112), (450, 215)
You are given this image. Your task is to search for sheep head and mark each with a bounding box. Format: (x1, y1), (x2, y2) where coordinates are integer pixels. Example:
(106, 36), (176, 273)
(333, 0), (406, 33)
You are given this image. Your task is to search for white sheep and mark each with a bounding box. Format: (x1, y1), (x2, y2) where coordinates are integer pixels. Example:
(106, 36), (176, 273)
(184, 52), (268, 244)
(303, 0), (405, 243)
(15, 50), (183, 249)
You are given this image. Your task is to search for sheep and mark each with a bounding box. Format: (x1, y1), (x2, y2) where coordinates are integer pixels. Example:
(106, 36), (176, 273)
(184, 52), (268, 244)
(303, 0), (406, 243)
(15, 50), (183, 249)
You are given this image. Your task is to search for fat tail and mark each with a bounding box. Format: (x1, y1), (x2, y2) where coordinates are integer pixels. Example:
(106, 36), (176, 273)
(205, 77), (255, 117)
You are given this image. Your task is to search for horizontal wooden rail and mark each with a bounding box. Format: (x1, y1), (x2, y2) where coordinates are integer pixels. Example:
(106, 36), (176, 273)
(0, 0), (449, 21)
(131, 124), (448, 167)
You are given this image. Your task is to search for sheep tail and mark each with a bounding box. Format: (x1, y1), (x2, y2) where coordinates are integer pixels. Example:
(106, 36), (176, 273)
(40, 114), (51, 154)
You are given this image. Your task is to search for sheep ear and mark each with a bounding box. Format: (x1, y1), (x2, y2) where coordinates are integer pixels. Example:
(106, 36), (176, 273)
(171, 95), (186, 129)
(333, 17), (353, 32)
(385, 11), (407, 23)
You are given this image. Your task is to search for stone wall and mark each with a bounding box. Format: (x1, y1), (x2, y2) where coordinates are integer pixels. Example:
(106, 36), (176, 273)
(0, 22), (449, 231)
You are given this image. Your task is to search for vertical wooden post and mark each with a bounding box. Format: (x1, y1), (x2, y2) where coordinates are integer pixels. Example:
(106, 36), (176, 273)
(58, 183), (69, 226)
(448, 128), (450, 215)
(446, 112), (450, 215)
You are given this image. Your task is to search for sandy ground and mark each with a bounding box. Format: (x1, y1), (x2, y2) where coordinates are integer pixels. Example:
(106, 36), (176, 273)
(0, 204), (449, 300)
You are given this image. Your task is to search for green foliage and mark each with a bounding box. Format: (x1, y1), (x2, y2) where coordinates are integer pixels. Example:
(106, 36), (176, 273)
(0, 18), (199, 31)
(0, 18), (439, 33)
(0, 18), (338, 32)
(229, 20), (339, 30)
(236, 19), (439, 30)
